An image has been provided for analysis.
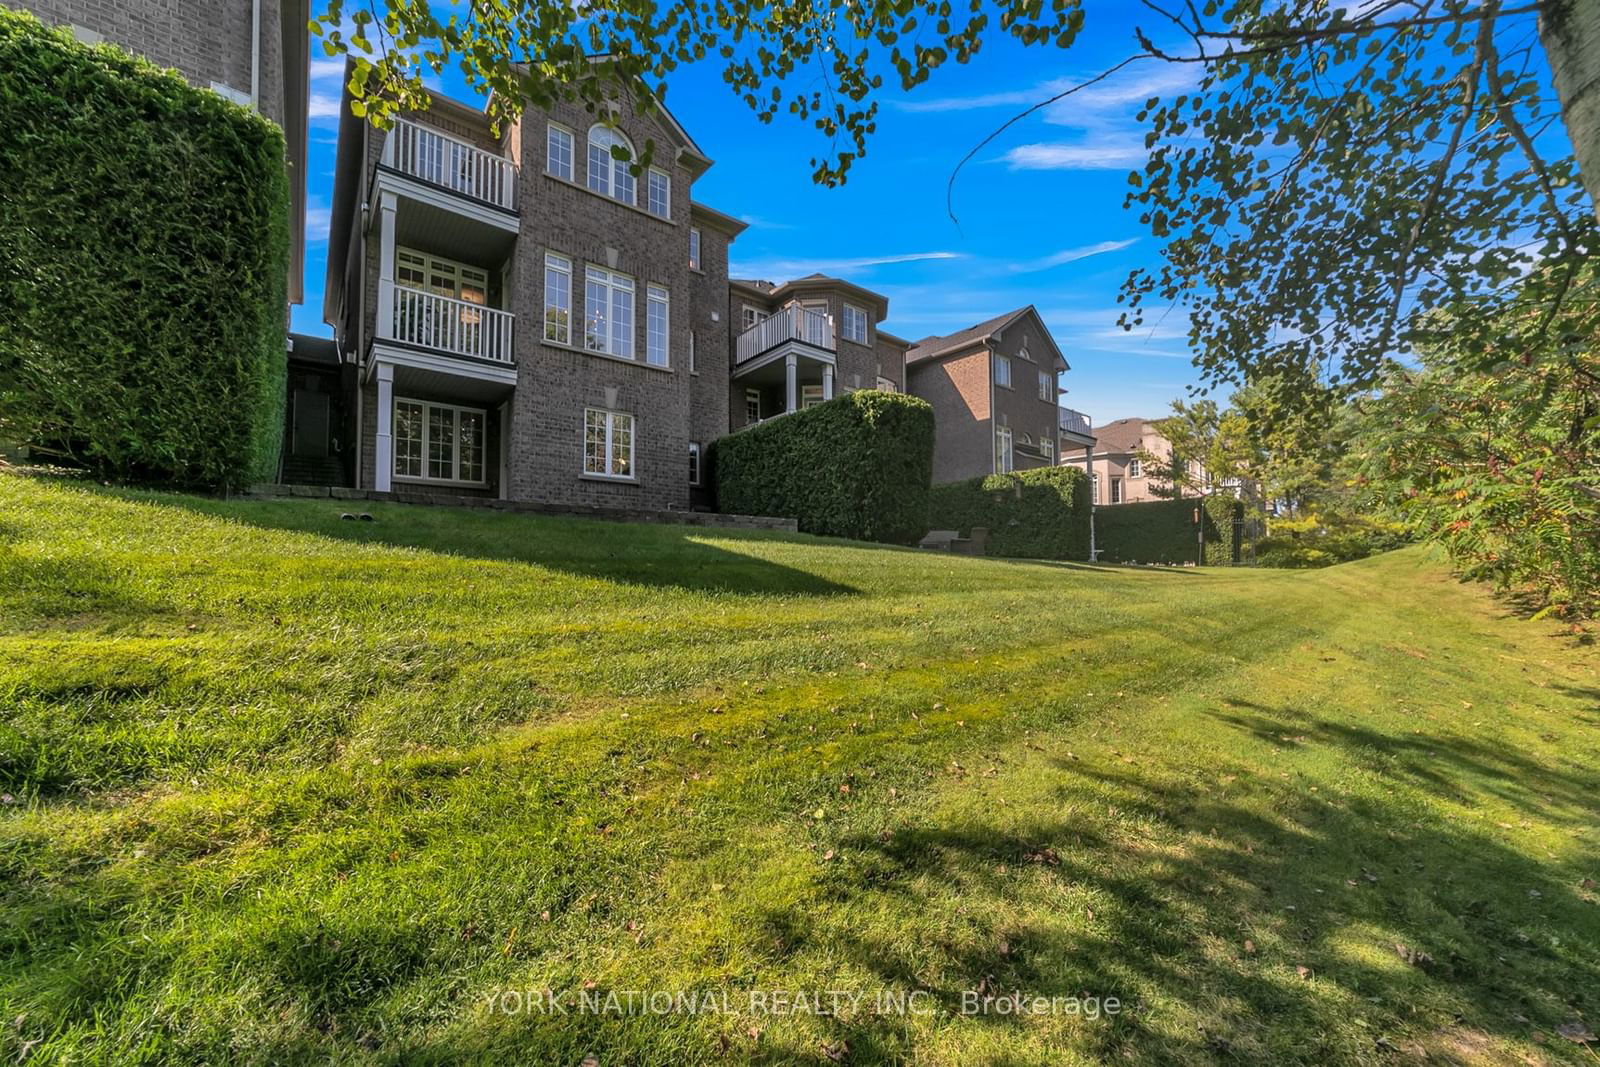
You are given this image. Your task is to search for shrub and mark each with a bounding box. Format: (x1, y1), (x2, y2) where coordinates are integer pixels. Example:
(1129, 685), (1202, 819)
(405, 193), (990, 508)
(0, 9), (289, 489)
(710, 391), (934, 543)
(1095, 496), (1245, 566)
(926, 466), (1091, 559)
(1254, 513), (1410, 568)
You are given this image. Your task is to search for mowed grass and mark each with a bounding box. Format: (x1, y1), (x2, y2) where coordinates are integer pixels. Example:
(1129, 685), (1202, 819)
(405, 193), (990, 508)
(1, 474), (1597, 1066)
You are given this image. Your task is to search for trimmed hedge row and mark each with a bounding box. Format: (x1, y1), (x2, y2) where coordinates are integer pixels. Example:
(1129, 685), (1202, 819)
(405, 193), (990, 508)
(710, 391), (935, 544)
(0, 9), (290, 488)
(926, 466), (1092, 560)
(1095, 496), (1244, 565)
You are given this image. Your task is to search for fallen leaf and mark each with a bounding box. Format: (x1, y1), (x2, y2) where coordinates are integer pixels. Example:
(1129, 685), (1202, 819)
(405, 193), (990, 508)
(1557, 1021), (1597, 1044)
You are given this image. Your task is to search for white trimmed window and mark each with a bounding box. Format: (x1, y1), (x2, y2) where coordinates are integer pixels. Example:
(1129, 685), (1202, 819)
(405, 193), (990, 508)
(745, 388), (761, 423)
(544, 252), (572, 344)
(875, 376), (897, 392)
(1019, 345), (1033, 363)
(1092, 472), (1100, 502)
(995, 355), (1012, 389)
(995, 426), (1014, 474)
(741, 305), (768, 331)
(1038, 370), (1052, 401)
(688, 442), (702, 485)
(841, 303), (868, 345)
(689, 228), (701, 271)
(546, 123), (574, 182)
(801, 384), (825, 410)
(587, 124), (635, 204)
(647, 167), (671, 219)
(689, 331), (697, 374)
(1128, 457), (1142, 478)
(583, 408), (634, 478)
(1110, 476), (1124, 503)
(646, 284), (670, 367)
(394, 399), (486, 485)
(584, 266), (635, 358)
(1041, 435), (1055, 461)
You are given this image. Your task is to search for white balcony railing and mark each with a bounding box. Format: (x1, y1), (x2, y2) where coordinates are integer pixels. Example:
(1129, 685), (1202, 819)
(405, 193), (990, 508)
(381, 280), (514, 364)
(735, 305), (835, 364)
(1059, 406), (1093, 438)
(384, 119), (517, 211)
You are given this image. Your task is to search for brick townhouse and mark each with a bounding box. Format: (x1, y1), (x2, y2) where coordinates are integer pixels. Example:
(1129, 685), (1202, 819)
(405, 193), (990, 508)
(14, 0), (311, 307)
(318, 71), (921, 511)
(1062, 417), (1218, 505)
(904, 307), (1095, 484)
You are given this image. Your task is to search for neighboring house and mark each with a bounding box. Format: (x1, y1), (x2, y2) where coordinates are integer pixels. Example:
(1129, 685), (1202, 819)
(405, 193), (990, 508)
(905, 306), (1088, 485)
(283, 333), (353, 487)
(15, 0), (311, 306)
(728, 274), (907, 431)
(1065, 417), (1211, 505)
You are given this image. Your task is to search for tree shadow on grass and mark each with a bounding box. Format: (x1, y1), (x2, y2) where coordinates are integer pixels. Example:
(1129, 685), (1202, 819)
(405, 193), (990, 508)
(753, 722), (1600, 1063)
(143, 492), (863, 599)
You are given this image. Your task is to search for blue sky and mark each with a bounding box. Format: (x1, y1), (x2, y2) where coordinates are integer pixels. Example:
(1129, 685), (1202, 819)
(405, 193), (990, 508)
(293, 4), (1210, 423)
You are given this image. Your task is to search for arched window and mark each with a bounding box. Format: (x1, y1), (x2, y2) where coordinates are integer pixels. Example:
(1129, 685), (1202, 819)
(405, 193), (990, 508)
(587, 124), (636, 205)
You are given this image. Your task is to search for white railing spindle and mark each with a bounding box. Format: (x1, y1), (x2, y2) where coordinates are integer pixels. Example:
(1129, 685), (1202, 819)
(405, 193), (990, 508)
(382, 280), (514, 364)
(384, 119), (517, 211)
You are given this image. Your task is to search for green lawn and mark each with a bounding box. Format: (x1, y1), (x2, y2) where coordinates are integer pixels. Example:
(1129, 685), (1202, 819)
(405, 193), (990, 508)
(1, 473), (1597, 1065)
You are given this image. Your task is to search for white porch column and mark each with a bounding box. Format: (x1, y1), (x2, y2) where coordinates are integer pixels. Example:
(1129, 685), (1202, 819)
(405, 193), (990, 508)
(785, 352), (798, 414)
(822, 364), (834, 400)
(374, 362), (394, 493)
(375, 191), (398, 341)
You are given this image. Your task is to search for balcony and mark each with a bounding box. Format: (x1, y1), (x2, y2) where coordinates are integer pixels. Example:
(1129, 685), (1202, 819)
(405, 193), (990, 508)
(379, 279), (514, 366)
(1059, 406), (1092, 437)
(383, 118), (517, 212)
(735, 305), (835, 365)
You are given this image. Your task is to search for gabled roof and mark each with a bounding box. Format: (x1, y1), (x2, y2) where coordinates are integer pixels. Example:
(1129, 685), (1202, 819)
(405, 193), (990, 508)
(730, 274), (891, 318)
(1089, 417), (1149, 456)
(905, 305), (1068, 371)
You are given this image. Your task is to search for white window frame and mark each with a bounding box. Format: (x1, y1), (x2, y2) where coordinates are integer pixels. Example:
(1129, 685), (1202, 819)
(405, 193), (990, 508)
(741, 304), (769, 331)
(875, 376), (897, 392)
(1128, 457), (1142, 478)
(1019, 345), (1033, 363)
(1041, 436), (1055, 461)
(1110, 476), (1124, 504)
(841, 303), (869, 345)
(583, 408), (635, 479)
(584, 265), (635, 358)
(995, 354), (1012, 389)
(646, 167), (671, 219)
(995, 426), (1014, 474)
(544, 252), (572, 345)
(1092, 472), (1101, 503)
(801, 384), (825, 410)
(587, 124), (636, 205)
(393, 397), (488, 487)
(745, 388), (762, 423)
(688, 442), (702, 485)
(1038, 370), (1052, 402)
(689, 228), (701, 271)
(546, 123), (574, 182)
(646, 284), (670, 367)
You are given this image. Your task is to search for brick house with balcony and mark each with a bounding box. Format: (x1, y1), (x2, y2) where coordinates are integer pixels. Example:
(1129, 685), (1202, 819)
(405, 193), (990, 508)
(320, 71), (929, 513)
(904, 306), (1093, 484)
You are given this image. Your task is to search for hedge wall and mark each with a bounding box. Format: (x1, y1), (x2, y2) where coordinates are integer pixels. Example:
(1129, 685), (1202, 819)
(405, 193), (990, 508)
(926, 466), (1092, 560)
(1095, 496), (1244, 565)
(0, 9), (289, 488)
(710, 390), (934, 543)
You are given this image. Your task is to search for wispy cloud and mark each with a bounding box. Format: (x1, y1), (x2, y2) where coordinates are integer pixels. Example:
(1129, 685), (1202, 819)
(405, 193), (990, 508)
(895, 66), (1191, 121)
(304, 198), (332, 244)
(1011, 238), (1138, 272)
(309, 92), (343, 120)
(1000, 140), (1146, 171)
(729, 251), (962, 279)
(310, 58), (347, 82)
(739, 214), (796, 231)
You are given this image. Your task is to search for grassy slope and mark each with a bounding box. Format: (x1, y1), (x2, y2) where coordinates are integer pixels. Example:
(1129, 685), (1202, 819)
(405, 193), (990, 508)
(1, 474), (1596, 1065)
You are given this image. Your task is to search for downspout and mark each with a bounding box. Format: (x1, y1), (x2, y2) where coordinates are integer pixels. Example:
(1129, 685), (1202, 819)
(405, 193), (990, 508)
(250, 0), (261, 109)
(354, 125), (369, 490)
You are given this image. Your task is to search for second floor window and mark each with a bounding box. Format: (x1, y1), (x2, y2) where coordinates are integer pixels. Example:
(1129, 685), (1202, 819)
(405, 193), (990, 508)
(995, 355), (1012, 389)
(1128, 457), (1142, 478)
(1038, 370), (1052, 401)
(841, 303), (868, 345)
(585, 266), (634, 358)
(1110, 476), (1124, 503)
(647, 168), (671, 219)
(544, 253), (571, 345)
(646, 284), (670, 367)
(547, 124), (574, 182)
(689, 228), (701, 271)
(587, 124), (635, 205)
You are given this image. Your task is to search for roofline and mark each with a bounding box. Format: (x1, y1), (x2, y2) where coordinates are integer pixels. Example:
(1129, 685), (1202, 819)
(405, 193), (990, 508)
(690, 201), (748, 237)
(877, 329), (911, 347)
(321, 61), (364, 328)
(766, 275), (890, 318)
(282, 0), (309, 305)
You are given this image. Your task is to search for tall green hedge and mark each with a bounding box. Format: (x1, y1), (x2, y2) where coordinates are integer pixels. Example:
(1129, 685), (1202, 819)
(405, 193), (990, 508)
(926, 466), (1092, 560)
(711, 390), (934, 543)
(1095, 496), (1244, 565)
(0, 9), (289, 488)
